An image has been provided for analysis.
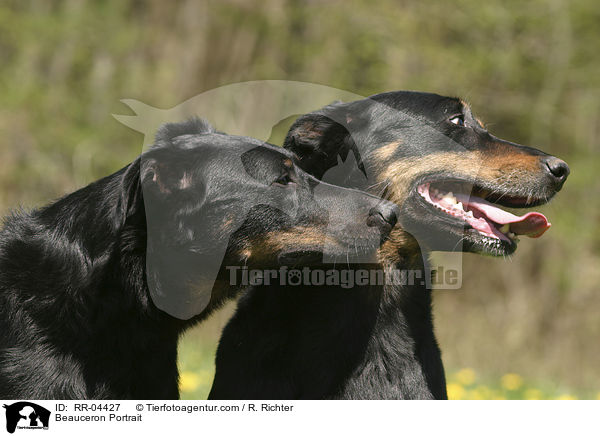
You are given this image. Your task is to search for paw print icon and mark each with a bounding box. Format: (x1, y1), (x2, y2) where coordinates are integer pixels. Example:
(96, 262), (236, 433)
(287, 269), (302, 286)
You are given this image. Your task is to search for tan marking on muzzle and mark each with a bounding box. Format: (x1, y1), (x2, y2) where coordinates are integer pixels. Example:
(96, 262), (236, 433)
(380, 150), (544, 206)
(265, 228), (329, 249)
(482, 148), (542, 174)
(249, 228), (339, 262)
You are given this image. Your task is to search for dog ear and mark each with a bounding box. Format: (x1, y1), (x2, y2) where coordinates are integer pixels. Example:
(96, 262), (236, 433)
(115, 152), (197, 231)
(140, 149), (195, 197)
(284, 101), (367, 180)
(140, 148), (214, 321)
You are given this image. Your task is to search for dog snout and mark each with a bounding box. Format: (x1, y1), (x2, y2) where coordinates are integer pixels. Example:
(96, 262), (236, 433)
(367, 203), (399, 234)
(542, 156), (570, 188)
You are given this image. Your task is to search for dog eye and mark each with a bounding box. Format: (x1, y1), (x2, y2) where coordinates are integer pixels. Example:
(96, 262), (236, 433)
(273, 174), (294, 186)
(449, 115), (465, 127)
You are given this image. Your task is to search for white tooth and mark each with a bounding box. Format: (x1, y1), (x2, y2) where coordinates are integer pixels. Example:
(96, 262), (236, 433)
(508, 232), (516, 239)
(442, 191), (456, 203)
(499, 224), (510, 233)
(466, 210), (474, 218)
(456, 201), (463, 210)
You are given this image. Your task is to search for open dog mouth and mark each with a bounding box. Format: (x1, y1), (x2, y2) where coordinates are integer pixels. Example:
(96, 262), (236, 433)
(417, 181), (550, 244)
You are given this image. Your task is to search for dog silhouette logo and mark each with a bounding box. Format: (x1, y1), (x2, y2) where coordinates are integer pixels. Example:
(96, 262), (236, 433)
(3, 402), (50, 433)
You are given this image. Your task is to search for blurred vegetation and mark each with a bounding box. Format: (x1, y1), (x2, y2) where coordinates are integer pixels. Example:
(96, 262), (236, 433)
(0, 0), (598, 398)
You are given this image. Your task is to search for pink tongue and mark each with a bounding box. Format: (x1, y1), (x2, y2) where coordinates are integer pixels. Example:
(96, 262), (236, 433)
(454, 193), (551, 238)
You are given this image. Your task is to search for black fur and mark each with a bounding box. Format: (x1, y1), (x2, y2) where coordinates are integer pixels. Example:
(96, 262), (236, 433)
(210, 260), (444, 399)
(0, 119), (395, 399)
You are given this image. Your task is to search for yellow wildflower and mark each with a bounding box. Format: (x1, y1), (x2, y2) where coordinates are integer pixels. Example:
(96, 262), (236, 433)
(447, 383), (466, 400)
(179, 371), (200, 392)
(501, 373), (523, 391)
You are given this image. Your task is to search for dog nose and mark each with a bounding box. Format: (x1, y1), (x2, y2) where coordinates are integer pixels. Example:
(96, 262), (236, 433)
(543, 157), (570, 186)
(367, 203), (399, 234)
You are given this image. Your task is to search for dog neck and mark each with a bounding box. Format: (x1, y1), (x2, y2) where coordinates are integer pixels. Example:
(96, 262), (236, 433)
(339, 252), (447, 399)
(210, 252), (447, 399)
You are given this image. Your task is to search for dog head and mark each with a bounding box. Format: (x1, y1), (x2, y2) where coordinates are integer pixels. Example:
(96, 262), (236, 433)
(284, 91), (569, 260)
(136, 119), (397, 319)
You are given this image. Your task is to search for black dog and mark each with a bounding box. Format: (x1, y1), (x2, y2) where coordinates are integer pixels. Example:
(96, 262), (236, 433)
(209, 91), (569, 399)
(0, 119), (397, 399)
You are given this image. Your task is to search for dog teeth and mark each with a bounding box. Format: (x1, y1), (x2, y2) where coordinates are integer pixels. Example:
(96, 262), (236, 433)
(499, 224), (510, 233)
(442, 191), (456, 203)
(423, 187), (483, 222)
